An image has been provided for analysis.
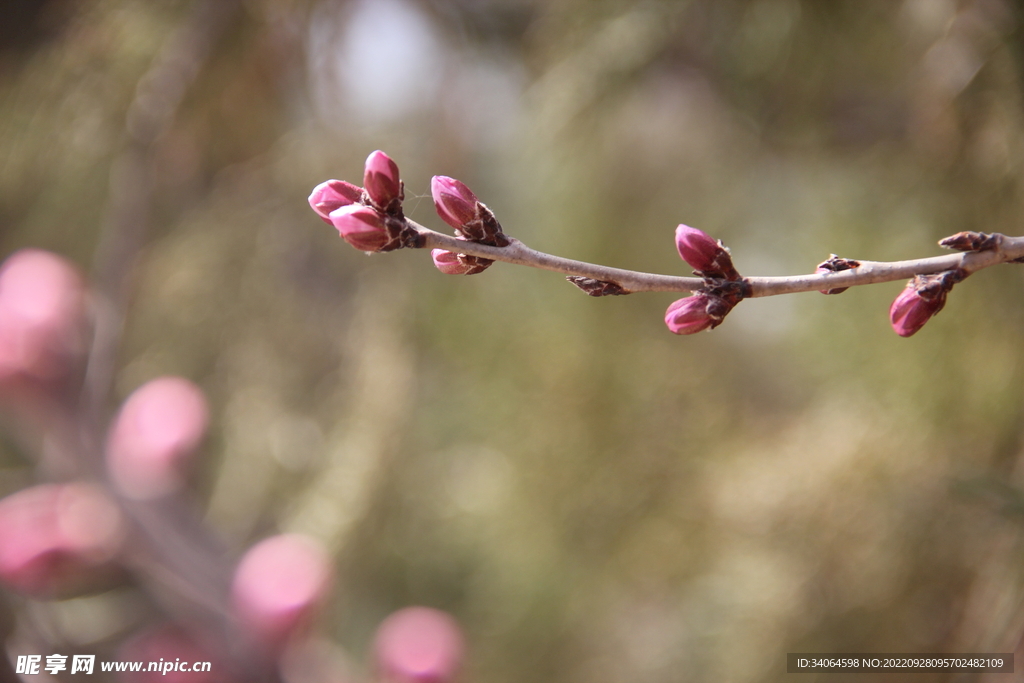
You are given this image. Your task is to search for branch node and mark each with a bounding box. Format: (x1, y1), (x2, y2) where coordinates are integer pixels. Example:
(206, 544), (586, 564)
(566, 277), (630, 296)
(939, 231), (1000, 253)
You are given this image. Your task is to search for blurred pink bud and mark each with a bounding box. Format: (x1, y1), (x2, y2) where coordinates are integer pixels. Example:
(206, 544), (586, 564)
(330, 205), (390, 252)
(106, 377), (209, 500)
(431, 176), (478, 231)
(232, 534), (332, 648)
(889, 283), (945, 338)
(364, 151), (402, 209)
(664, 293), (733, 335)
(0, 484), (124, 596)
(374, 607), (465, 683)
(430, 249), (490, 276)
(674, 225), (739, 280)
(118, 625), (226, 683)
(309, 180), (364, 224)
(0, 249), (86, 383)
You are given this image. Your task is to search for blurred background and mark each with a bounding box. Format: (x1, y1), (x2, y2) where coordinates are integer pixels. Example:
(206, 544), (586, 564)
(3, 0), (1024, 681)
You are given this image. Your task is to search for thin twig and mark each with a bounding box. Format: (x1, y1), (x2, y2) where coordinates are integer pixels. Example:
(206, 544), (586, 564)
(413, 220), (1024, 296)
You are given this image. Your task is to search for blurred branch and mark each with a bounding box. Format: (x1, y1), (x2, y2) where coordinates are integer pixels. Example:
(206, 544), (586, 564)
(61, 1), (287, 680)
(83, 0), (244, 424)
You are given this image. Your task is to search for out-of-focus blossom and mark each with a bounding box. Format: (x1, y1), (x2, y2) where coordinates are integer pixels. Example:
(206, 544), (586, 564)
(373, 607), (465, 683)
(329, 205), (390, 252)
(0, 249), (86, 383)
(106, 377), (209, 500)
(231, 534), (332, 649)
(674, 225), (740, 280)
(0, 484), (124, 596)
(664, 293), (731, 335)
(118, 625), (227, 683)
(431, 176), (478, 232)
(308, 180), (364, 223)
(363, 151), (402, 210)
(430, 249), (491, 275)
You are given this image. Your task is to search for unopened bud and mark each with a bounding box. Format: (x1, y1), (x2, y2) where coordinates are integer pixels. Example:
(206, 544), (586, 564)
(889, 270), (965, 337)
(939, 231), (998, 252)
(431, 176), (508, 247)
(0, 249), (87, 383)
(374, 607), (465, 683)
(106, 377), (209, 500)
(664, 293), (731, 335)
(329, 205), (390, 252)
(674, 225), (740, 280)
(308, 180), (364, 224)
(431, 176), (478, 231)
(0, 484), (124, 596)
(430, 249), (492, 275)
(232, 534), (332, 649)
(364, 150), (402, 211)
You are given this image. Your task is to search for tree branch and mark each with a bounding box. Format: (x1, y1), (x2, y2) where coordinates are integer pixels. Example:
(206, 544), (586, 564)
(414, 220), (1024, 296)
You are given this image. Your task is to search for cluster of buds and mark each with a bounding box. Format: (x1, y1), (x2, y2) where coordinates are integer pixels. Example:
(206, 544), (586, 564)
(664, 225), (748, 335)
(882, 230), (1004, 337)
(309, 152), (510, 277)
(308, 151), (421, 253)
(428, 175), (509, 276)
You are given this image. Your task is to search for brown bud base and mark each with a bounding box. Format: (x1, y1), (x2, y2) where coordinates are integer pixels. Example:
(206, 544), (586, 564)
(566, 277), (629, 296)
(457, 205), (510, 248)
(702, 278), (750, 307)
(816, 255), (862, 295)
(693, 248), (741, 282)
(915, 268), (967, 300)
(457, 254), (493, 275)
(379, 215), (425, 252)
(939, 231), (999, 253)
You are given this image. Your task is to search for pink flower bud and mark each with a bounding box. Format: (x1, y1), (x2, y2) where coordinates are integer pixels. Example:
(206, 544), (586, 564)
(888, 270), (965, 337)
(664, 293), (733, 335)
(232, 534), (332, 649)
(0, 484), (124, 596)
(431, 176), (478, 231)
(308, 180), (364, 224)
(329, 205), (390, 252)
(0, 249), (86, 383)
(364, 150), (402, 210)
(373, 607), (465, 683)
(430, 249), (491, 275)
(118, 625), (226, 683)
(106, 377), (209, 500)
(674, 225), (739, 280)
(889, 283), (945, 338)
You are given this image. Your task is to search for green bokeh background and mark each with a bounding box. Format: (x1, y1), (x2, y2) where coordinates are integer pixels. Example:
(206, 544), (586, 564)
(3, 0), (1024, 681)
